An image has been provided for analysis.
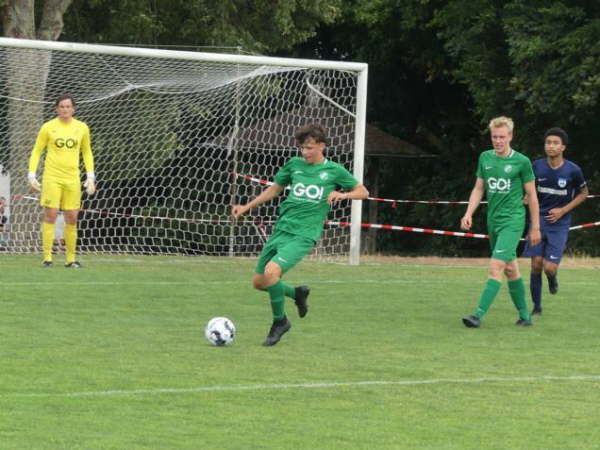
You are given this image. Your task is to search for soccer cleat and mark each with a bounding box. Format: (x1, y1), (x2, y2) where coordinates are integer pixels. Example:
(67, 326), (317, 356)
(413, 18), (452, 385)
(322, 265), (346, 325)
(262, 317), (291, 346)
(41, 261), (53, 268)
(64, 261), (82, 269)
(294, 285), (310, 318)
(462, 315), (480, 328)
(547, 275), (559, 295)
(515, 318), (533, 326)
(531, 306), (542, 316)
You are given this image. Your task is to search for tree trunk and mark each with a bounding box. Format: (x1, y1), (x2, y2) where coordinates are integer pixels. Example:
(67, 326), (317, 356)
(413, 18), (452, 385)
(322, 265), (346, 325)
(1, 0), (35, 39)
(38, 0), (73, 40)
(1, 0), (72, 250)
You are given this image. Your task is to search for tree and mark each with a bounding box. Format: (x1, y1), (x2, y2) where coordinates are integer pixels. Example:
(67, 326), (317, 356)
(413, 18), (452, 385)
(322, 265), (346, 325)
(61, 0), (341, 53)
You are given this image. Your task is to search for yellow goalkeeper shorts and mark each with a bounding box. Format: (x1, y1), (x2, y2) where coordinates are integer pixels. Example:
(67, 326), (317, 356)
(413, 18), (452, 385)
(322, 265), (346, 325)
(40, 176), (81, 210)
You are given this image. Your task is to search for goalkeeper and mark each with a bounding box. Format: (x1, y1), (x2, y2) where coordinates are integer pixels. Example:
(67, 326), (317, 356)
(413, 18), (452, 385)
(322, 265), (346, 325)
(28, 94), (96, 268)
(232, 124), (369, 346)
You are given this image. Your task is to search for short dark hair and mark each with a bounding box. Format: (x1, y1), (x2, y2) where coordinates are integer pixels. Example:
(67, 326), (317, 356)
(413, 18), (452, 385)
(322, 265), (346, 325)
(295, 123), (329, 146)
(54, 93), (76, 107)
(544, 127), (568, 146)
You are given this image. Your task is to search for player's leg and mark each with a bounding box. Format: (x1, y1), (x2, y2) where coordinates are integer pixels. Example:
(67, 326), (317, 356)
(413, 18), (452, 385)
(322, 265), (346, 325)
(41, 207), (59, 266)
(529, 257), (544, 314)
(61, 178), (82, 267)
(273, 234), (314, 318)
(522, 229), (544, 314)
(254, 232), (292, 346)
(498, 225), (531, 324)
(504, 260), (531, 325)
(39, 177), (62, 266)
(254, 231), (314, 345)
(543, 228), (568, 295)
(463, 227), (503, 328)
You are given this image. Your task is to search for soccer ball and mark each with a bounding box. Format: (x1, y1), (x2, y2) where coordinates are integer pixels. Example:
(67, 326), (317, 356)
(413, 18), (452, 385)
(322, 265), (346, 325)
(204, 317), (236, 346)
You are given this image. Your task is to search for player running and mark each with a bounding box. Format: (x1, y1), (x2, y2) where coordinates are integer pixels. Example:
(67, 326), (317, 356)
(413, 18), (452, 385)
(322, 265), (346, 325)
(28, 94), (96, 268)
(522, 128), (588, 315)
(460, 116), (541, 328)
(232, 124), (369, 346)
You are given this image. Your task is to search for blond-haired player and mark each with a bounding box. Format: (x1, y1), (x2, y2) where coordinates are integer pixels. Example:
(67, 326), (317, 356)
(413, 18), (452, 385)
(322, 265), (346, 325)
(460, 116), (541, 327)
(28, 94), (96, 268)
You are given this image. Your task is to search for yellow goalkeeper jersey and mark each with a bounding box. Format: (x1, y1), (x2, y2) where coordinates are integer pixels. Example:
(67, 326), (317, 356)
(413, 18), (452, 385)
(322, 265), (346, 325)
(28, 117), (94, 180)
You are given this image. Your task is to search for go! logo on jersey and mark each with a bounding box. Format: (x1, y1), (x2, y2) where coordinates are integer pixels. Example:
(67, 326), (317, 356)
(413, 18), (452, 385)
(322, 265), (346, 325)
(487, 177), (511, 192)
(292, 182), (324, 200)
(55, 138), (78, 149)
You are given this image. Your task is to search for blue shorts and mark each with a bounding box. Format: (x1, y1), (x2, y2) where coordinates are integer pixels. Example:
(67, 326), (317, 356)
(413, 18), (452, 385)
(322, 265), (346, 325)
(522, 226), (569, 265)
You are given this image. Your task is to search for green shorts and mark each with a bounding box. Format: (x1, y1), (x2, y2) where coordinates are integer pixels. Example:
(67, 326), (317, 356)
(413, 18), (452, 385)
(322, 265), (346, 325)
(488, 220), (525, 262)
(255, 229), (315, 275)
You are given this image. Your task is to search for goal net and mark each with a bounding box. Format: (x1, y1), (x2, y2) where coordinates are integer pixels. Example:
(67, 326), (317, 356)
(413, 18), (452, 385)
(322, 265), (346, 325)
(0, 38), (367, 262)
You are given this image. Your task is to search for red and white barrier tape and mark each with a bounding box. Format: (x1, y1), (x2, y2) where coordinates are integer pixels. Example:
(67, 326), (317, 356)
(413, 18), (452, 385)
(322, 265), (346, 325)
(12, 194), (600, 239)
(325, 221), (489, 239)
(236, 173), (600, 205)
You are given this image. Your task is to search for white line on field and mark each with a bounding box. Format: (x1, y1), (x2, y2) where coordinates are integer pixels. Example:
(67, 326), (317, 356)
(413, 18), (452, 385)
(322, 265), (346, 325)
(4, 375), (600, 398)
(2, 279), (596, 287)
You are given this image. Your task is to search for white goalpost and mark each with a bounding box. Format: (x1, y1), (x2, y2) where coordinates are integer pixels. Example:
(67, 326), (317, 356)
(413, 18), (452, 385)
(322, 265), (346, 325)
(0, 38), (368, 264)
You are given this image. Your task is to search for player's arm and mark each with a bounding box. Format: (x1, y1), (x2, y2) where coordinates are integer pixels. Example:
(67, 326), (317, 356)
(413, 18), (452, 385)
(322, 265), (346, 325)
(460, 178), (484, 230)
(545, 186), (589, 223)
(27, 126), (48, 191)
(232, 183), (285, 218)
(524, 180), (541, 246)
(327, 183), (369, 204)
(81, 124), (96, 195)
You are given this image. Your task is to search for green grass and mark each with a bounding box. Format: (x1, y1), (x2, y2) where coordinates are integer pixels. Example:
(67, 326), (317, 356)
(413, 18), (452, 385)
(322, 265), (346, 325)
(1, 254), (600, 449)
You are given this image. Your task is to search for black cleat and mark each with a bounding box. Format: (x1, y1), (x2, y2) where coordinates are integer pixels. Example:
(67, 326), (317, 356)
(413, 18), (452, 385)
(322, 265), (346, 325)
(42, 261), (53, 268)
(531, 306), (542, 316)
(547, 275), (558, 295)
(462, 315), (480, 328)
(262, 317), (291, 346)
(294, 285), (310, 318)
(515, 318), (533, 326)
(65, 261), (82, 269)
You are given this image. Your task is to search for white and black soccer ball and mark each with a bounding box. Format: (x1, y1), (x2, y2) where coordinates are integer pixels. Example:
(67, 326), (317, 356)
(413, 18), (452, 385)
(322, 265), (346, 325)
(204, 317), (236, 346)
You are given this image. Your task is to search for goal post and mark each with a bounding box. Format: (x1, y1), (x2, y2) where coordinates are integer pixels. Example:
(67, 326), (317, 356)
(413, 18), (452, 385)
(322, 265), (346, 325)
(0, 37), (368, 264)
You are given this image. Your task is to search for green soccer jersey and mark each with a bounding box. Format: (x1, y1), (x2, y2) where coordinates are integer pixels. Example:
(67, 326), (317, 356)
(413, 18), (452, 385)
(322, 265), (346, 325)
(273, 156), (359, 241)
(476, 149), (535, 224)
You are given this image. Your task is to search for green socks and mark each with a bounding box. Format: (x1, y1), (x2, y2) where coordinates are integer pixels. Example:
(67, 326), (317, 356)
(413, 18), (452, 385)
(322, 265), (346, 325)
(508, 278), (530, 320)
(475, 278), (502, 318)
(266, 281), (286, 320)
(265, 280), (297, 321)
(280, 281), (296, 300)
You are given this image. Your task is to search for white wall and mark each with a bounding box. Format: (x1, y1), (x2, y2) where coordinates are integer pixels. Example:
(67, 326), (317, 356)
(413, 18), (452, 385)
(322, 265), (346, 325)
(0, 164), (11, 224)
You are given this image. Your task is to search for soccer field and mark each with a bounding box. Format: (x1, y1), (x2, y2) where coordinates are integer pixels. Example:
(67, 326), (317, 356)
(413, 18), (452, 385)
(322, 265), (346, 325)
(1, 255), (600, 449)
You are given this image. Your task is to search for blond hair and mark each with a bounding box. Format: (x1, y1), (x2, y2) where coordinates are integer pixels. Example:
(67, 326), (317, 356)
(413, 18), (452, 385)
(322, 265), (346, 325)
(488, 116), (514, 133)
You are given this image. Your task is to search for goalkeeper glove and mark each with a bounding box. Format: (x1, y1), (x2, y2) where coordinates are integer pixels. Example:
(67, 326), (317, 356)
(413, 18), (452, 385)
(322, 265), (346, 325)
(27, 173), (41, 192)
(83, 172), (96, 195)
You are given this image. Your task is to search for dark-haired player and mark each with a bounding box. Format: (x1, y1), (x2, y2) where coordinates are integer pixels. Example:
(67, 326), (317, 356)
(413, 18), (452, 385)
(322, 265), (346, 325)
(232, 123), (368, 346)
(28, 94), (96, 268)
(522, 128), (588, 315)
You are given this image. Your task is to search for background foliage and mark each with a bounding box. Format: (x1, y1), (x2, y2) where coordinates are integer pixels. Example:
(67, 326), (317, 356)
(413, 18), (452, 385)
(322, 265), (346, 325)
(2, 0), (599, 255)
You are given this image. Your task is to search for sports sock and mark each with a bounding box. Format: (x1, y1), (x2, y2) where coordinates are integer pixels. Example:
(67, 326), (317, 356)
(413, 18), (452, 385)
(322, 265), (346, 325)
(508, 277), (530, 320)
(42, 222), (55, 262)
(530, 272), (542, 308)
(280, 281), (296, 299)
(64, 223), (77, 264)
(266, 280), (286, 321)
(474, 278), (502, 318)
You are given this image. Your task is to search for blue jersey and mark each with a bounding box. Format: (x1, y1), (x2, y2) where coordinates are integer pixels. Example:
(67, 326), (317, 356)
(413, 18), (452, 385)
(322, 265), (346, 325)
(532, 158), (586, 228)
